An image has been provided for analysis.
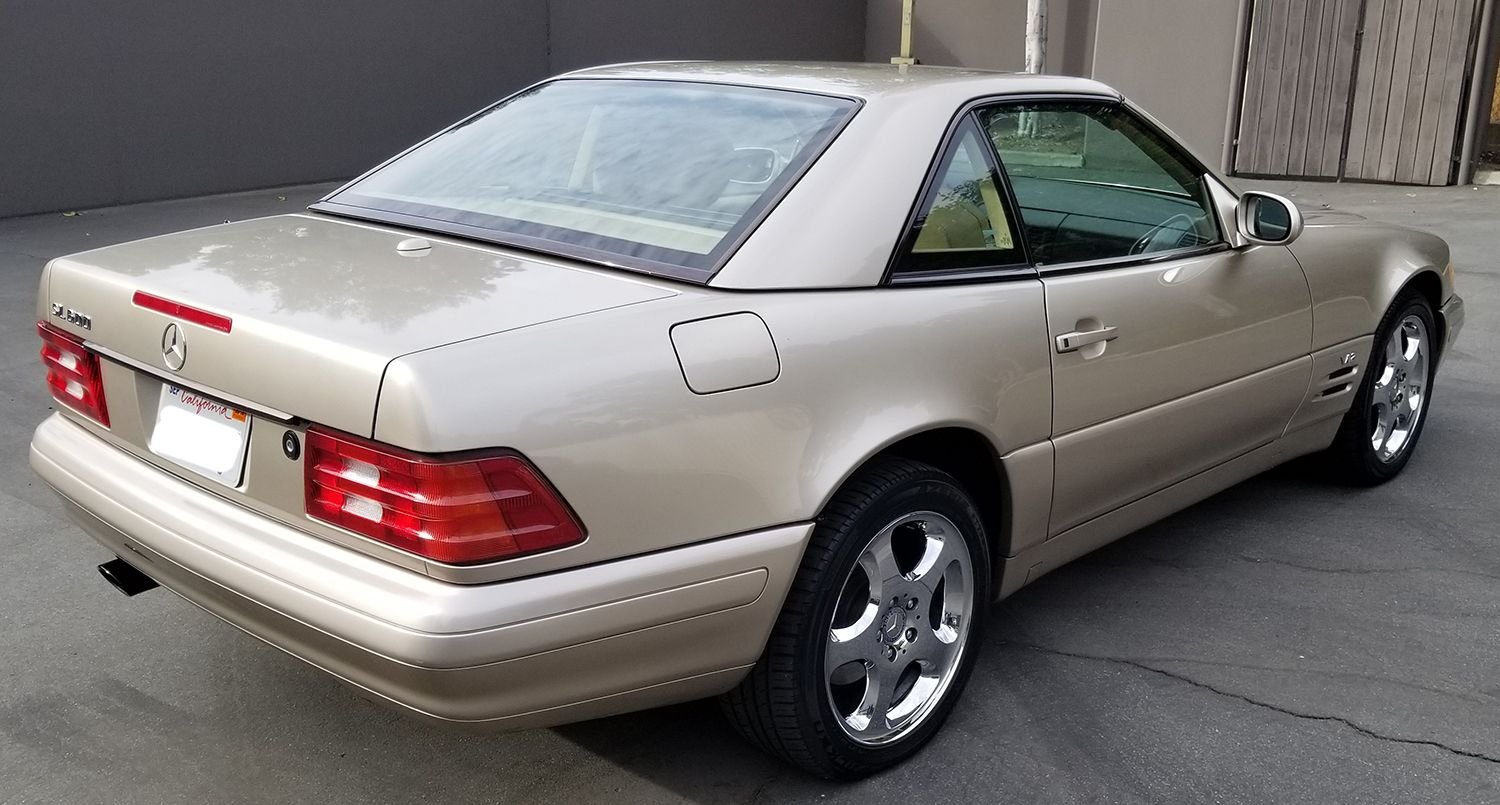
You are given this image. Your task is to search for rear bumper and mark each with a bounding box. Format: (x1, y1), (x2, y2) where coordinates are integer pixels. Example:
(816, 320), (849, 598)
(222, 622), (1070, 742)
(1440, 293), (1465, 367)
(30, 413), (808, 727)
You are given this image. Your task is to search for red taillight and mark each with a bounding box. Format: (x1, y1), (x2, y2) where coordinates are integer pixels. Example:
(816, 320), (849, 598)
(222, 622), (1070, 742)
(38, 322), (109, 427)
(132, 291), (233, 333)
(304, 428), (585, 565)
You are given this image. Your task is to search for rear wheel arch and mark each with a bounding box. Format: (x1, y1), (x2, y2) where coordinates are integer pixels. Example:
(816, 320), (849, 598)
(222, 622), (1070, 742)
(725, 453), (992, 777)
(838, 427), (1010, 561)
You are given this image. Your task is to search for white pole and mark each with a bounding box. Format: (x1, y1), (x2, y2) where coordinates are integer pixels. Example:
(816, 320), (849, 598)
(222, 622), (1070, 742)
(892, 0), (917, 65)
(1024, 0), (1047, 74)
(1021, 0), (1047, 135)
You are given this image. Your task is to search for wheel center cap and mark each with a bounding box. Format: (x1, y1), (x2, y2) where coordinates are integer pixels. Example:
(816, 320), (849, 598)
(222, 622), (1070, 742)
(879, 607), (907, 643)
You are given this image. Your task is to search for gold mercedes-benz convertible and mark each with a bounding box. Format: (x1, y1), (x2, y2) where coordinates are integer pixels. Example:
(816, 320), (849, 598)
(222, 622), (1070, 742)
(30, 62), (1464, 778)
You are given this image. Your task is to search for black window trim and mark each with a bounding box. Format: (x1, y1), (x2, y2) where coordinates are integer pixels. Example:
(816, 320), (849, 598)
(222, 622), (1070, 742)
(881, 91), (1130, 288)
(972, 96), (1234, 278)
(308, 76), (865, 286)
(883, 115), (1033, 284)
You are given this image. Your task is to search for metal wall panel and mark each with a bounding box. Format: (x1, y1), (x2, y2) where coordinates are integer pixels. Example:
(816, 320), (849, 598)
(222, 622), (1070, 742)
(1237, 0), (1482, 184)
(0, 0), (867, 219)
(1346, 0), (1480, 183)
(1235, 0), (1363, 178)
(0, 1), (549, 219)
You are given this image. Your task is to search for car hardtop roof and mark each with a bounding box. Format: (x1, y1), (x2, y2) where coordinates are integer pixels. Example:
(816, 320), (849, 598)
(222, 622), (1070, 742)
(559, 61), (1121, 102)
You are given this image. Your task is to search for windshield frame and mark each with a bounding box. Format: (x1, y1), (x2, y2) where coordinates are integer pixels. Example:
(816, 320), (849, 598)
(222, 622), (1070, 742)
(309, 77), (863, 284)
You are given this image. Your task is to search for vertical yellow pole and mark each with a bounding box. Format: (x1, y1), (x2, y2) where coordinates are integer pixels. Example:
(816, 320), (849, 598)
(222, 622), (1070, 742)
(891, 0), (916, 65)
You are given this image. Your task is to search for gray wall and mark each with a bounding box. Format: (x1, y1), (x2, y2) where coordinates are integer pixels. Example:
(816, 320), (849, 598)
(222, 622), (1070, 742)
(865, 0), (1098, 76)
(1088, 0), (1243, 165)
(0, 0), (866, 219)
(863, 0), (1239, 164)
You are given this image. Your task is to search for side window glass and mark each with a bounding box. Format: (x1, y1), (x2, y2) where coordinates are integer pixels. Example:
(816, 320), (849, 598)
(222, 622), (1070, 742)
(978, 103), (1221, 266)
(894, 121), (1024, 276)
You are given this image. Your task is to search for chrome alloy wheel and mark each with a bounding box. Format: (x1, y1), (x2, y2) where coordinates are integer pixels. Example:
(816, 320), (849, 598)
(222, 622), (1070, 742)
(824, 511), (974, 746)
(1370, 314), (1430, 463)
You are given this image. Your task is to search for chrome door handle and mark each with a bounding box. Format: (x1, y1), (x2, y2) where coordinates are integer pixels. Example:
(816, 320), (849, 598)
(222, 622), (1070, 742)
(1055, 325), (1118, 353)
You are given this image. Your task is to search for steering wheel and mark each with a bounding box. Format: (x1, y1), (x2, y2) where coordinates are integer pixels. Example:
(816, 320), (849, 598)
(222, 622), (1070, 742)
(1129, 213), (1198, 256)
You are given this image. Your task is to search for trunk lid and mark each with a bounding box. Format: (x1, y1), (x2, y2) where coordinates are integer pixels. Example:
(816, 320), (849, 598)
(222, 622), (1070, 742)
(44, 213), (677, 434)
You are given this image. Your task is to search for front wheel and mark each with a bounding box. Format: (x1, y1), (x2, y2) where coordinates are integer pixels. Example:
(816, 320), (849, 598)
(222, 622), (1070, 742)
(720, 457), (990, 779)
(1322, 290), (1438, 484)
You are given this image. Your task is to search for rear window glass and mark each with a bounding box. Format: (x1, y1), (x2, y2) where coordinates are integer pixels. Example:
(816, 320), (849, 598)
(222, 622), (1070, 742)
(318, 79), (857, 281)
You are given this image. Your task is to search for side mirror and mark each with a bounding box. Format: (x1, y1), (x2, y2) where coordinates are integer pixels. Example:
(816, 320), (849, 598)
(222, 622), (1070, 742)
(729, 147), (778, 185)
(1235, 191), (1303, 246)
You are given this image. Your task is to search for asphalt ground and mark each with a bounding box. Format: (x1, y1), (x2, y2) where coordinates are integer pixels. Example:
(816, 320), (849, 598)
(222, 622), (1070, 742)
(0, 178), (1496, 804)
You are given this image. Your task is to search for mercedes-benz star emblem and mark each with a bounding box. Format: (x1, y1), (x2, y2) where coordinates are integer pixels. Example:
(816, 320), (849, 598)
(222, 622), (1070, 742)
(161, 323), (187, 371)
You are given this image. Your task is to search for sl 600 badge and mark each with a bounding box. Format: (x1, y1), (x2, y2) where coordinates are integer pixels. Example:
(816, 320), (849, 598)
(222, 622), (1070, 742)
(51, 303), (92, 330)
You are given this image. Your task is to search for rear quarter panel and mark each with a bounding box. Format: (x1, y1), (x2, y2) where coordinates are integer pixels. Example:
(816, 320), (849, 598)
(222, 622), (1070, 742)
(375, 281), (1052, 582)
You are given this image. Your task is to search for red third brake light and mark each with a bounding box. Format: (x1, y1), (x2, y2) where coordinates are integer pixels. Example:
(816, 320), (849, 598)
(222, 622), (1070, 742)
(38, 322), (110, 427)
(132, 291), (233, 333)
(304, 428), (586, 565)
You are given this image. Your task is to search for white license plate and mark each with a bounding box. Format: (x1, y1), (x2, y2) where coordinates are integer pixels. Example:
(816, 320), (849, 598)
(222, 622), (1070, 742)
(148, 383), (253, 486)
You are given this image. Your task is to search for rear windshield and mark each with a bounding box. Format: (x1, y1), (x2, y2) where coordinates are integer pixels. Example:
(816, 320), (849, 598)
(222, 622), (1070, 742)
(316, 79), (858, 281)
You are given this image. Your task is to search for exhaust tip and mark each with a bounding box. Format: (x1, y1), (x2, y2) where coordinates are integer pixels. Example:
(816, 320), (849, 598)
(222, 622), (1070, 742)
(98, 558), (159, 597)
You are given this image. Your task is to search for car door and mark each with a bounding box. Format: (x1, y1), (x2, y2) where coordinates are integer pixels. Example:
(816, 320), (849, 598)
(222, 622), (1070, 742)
(976, 100), (1313, 537)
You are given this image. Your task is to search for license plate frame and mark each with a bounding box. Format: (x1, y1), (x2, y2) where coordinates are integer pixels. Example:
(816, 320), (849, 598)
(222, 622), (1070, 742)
(147, 383), (253, 487)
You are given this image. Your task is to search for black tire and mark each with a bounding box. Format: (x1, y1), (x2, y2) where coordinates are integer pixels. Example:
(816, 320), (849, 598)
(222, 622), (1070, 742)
(719, 456), (991, 779)
(1322, 290), (1439, 485)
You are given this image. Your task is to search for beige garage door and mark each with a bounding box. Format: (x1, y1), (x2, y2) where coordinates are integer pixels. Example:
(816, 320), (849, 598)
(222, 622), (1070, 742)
(1235, 0), (1482, 185)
